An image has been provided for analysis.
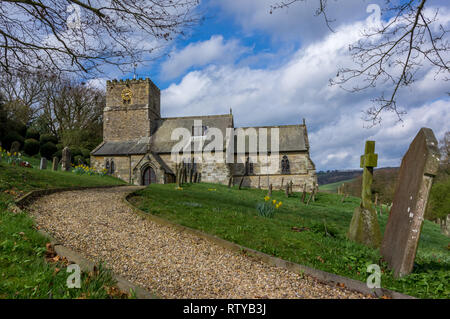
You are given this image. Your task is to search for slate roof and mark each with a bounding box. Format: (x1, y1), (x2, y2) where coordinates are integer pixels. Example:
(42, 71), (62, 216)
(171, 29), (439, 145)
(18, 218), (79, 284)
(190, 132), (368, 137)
(233, 125), (308, 153)
(92, 115), (309, 156)
(150, 114), (234, 153)
(91, 138), (149, 156)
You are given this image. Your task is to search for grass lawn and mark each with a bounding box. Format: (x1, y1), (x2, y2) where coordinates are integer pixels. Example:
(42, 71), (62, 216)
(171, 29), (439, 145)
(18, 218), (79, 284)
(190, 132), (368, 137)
(0, 161), (128, 298)
(319, 179), (354, 192)
(130, 183), (450, 299)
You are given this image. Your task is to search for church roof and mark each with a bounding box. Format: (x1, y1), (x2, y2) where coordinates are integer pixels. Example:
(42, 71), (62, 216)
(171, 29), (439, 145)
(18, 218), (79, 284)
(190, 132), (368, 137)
(150, 114), (234, 153)
(92, 115), (309, 156)
(91, 138), (149, 156)
(233, 125), (308, 153)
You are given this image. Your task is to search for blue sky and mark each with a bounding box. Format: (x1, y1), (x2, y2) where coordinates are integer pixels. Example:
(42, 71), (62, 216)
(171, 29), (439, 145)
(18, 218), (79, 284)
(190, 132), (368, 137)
(99, 0), (449, 171)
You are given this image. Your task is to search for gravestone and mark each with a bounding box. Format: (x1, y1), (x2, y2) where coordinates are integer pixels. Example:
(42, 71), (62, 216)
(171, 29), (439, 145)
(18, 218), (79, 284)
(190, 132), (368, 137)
(52, 157), (58, 171)
(381, 128), (440, 277)
(39, 157), (47, 170)
(301, 183), (307, 203)
(61, 147), (71, 171)
(267, 184), (272, 197)
(347, 141), (382, 248)
(10, 141), (20, 154)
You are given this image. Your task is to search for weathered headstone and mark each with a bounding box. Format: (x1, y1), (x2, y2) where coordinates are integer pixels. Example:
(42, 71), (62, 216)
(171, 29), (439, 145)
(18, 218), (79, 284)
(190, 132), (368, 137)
(10, 141), (20, 154)
(312, 182), (317, 202)
(61, 147), (71, 171)
(52, 157), (58, 171)
(301, 183), (307, 203)
(39, 157), (47, 170)
(347, 141), (382, 248)
(381, 128), (440, 277)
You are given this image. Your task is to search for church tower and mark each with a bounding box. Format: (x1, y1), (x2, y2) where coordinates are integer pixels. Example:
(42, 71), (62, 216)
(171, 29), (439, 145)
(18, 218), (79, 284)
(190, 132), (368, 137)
(103, 78), (161, 142)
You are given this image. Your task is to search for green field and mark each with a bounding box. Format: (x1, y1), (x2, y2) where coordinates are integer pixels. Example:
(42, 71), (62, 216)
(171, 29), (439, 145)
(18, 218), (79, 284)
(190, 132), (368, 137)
(0, 161), (128, 298)
(130, 183), (450, 299)
(319, 179), (354, 192)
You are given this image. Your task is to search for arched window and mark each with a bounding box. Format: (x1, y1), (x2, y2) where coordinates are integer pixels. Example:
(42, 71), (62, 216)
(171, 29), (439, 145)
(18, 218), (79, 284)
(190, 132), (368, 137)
(105, 160), (110, 173)
(110, 160), (115, 174)
(281, 155), (290, 174)
(245, 157), (254, 175)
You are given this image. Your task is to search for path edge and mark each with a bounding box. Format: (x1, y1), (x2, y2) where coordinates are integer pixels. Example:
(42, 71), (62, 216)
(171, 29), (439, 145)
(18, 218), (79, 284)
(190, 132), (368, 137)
(12, 185), (158, 300)
(124, 191), (416, 300)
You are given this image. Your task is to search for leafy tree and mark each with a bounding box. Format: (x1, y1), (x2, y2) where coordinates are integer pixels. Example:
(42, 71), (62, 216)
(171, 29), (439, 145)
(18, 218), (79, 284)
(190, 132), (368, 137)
(39, 134), (58, 146)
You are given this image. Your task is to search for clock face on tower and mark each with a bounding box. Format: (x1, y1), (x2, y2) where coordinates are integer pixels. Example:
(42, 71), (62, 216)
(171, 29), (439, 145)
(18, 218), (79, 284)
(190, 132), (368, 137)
(121, 88), (132, 104)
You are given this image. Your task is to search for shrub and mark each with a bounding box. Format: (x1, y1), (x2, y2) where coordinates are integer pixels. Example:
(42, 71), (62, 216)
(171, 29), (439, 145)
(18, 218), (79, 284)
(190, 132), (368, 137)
(40, 142), (57, 160)
(2, 131), (24, 151)
(53, 149), (62, 160)
(81, 148), (91, 158)
(23, 138), (40, 156)
(39, 134), (58, 146)
(70, 147), (82, 158)
(25, 128), (40, 140)
(74, 155), (84, 165)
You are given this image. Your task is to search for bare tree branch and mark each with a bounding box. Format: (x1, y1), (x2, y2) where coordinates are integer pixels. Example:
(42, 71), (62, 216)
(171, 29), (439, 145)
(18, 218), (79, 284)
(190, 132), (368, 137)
(271, 0), (450, 125)
(0, 0), (200, 77)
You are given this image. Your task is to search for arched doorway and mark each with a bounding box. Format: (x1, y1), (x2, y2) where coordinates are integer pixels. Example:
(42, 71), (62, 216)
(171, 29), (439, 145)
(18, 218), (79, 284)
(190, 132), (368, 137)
(142, 166), (156, 186)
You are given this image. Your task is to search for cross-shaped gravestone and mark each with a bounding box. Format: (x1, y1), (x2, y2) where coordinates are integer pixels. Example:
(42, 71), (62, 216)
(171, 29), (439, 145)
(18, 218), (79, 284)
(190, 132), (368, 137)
(347, 141), (382, 248)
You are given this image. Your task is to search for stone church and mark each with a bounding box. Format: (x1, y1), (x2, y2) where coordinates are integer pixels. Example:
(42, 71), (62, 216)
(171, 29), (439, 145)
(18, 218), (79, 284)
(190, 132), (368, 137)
(91, 78), (317, 191)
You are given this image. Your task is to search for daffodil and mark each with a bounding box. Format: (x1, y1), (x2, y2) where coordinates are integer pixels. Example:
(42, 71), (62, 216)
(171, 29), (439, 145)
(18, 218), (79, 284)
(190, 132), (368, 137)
(264, 196), (270, 201)
(272, 199), (276, 205)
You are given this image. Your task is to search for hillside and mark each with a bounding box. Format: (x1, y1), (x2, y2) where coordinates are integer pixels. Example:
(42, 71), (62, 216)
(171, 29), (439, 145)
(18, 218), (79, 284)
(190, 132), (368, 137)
(317, 170), (362, 185)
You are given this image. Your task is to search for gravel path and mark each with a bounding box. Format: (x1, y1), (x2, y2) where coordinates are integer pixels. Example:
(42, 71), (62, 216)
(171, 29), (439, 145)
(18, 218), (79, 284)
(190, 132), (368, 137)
(28, 186), (368, 299)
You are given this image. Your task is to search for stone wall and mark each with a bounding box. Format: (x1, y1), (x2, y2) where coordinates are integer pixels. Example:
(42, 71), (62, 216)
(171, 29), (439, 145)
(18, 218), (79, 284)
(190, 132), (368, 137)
(231, 152), (317, 191)
(158, 153), (231, 185)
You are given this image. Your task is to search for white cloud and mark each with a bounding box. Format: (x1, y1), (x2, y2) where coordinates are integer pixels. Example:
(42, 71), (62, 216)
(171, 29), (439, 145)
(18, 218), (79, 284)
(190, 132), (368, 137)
(160, 35), (249, 80)
(161, 12), (450, 170)
(214, 0), (384, 43)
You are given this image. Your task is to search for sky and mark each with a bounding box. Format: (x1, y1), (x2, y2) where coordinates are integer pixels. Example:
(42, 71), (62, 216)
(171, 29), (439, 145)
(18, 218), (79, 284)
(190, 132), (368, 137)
(95, 0), (450, 171)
